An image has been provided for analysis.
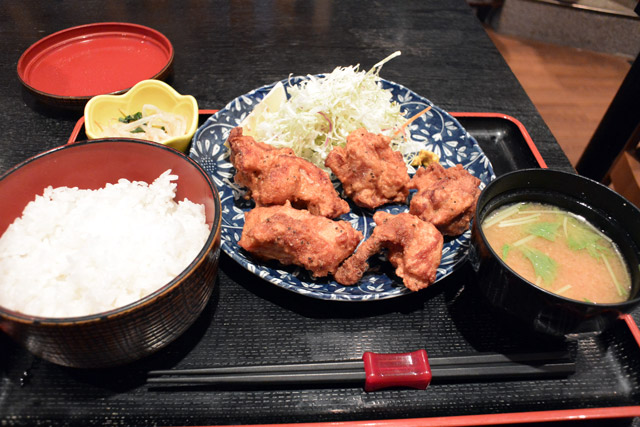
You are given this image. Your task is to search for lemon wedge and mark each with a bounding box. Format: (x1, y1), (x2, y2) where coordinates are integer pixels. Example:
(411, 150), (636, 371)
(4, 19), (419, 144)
(240, 82), (286, 137)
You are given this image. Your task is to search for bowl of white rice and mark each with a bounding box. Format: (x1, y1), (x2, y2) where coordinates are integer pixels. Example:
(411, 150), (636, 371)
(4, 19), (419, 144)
(0, 138), (222, 368)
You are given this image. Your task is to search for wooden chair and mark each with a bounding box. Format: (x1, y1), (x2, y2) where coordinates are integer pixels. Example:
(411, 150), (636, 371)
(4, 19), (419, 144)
(576, 30), (640, 208)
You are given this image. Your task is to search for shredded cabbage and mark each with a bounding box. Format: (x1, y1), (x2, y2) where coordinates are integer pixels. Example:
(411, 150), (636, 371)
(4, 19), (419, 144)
(247, 52), (425, 171)
(100, 104), (187, 143)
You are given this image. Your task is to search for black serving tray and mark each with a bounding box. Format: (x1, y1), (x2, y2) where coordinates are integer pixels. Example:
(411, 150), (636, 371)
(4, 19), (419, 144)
(2, 113), (640, 427)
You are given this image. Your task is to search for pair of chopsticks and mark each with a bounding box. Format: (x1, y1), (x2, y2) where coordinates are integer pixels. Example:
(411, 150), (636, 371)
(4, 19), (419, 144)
(147, 350), (575, 392)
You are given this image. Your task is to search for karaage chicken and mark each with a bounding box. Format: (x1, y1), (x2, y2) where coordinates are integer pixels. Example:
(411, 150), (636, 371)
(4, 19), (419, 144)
(407, 163), (481, 236)
(325, 128), (409, 209)
(238, 201), (363, 278)
(228, 127), (350, 219)
(334, 211), (443, 291)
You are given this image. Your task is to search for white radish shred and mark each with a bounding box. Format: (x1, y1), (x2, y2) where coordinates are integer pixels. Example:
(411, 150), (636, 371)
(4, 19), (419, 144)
(100, 104), (187, 142)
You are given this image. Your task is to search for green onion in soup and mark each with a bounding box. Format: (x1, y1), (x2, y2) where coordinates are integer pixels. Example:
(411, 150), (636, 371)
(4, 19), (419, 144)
(481, 202), (631, 304)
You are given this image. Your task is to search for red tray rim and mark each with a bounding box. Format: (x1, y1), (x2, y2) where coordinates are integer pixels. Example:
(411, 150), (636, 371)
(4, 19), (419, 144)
(68, 110), (545, 170)
(221, 403), (640, 427)
(450, 112), (549, 169)
(206, 317), (640, 427)
(67, 110), (640, 425)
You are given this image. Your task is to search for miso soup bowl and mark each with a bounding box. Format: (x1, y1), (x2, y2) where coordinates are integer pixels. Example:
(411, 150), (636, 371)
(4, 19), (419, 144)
(0, 139), (222, 368)
(469, 168), (640, 337)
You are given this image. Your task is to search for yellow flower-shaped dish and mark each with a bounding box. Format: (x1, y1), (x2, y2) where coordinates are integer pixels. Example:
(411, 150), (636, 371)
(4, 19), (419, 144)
(84, 79), (198, 152)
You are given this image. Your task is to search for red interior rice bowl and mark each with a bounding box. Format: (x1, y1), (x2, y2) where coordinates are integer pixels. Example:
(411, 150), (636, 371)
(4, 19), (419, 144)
(0, 169), (210, 318)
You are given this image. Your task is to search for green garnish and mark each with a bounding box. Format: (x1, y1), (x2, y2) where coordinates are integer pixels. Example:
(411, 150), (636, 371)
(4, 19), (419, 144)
(130, 126), (145, 133)
(119, 111), (143, 123)
(525, 222), (560, 241)
(565, 218), (609, 258)
(583, 298), (593, 303)
(502, 244), (511, 259)
(520, 245), (557, 284)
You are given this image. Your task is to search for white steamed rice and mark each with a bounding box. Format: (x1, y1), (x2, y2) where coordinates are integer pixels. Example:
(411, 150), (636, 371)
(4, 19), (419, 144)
(0, 169), (210, 318)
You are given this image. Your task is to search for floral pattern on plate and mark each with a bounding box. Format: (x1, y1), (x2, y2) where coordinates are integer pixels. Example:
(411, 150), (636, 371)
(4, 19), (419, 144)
(190, 76), (495, 301)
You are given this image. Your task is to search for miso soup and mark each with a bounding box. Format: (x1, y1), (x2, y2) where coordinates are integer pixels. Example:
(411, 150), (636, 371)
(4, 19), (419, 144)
(481, 202), (631, 304)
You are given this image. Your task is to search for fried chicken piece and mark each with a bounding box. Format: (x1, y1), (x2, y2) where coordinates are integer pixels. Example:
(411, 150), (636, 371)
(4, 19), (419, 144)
(238, 202), (363, 278)
(228, 127), (350, 219)
(407, 163), (481, 236)
(325, 128), (409, 209)
(334, 211), (443, 291)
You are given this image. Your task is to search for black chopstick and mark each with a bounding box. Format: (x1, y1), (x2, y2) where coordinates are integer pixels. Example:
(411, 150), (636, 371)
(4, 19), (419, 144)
(148, 351), (571, 376)
(147, 362), (575, 385)
(148, 371), (367, 386)
(148, 359), (365, 376)
(147, 350), (574, 391)
(431, 360), (575, 382)
(428, 350), (571, 367)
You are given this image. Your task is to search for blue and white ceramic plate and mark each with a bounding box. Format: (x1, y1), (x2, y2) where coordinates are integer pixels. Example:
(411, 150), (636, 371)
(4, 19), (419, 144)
(190, 76), (495, 301)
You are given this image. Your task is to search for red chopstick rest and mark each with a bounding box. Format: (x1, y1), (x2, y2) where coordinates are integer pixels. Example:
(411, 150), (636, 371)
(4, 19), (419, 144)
(362, 349), (432, 391)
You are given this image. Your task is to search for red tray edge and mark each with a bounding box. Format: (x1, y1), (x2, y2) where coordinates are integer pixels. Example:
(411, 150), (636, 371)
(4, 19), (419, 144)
(450, 111), (548, 169)
(67, 109), (219, 145)
(205, 316), (640, 427)
(68, 110), (543, 171)
(221, 405), (640, 427)
(68, 110), (640, 426)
